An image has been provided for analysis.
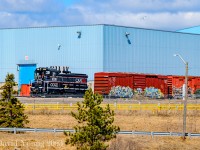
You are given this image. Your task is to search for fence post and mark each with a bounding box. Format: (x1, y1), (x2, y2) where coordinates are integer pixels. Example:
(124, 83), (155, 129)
(57, 102), (59, 110)
(62, 99), (64, 113)
(168, 102), (171, 114)
(114, 102), (117, 110)
(188, 133), (191, 139)
(129, 105), (132, 111)
(14, 127), (16, 134)
(158, 103), (160, 112)
(139, 102), (141, 112)
(32, 99), (35, 114)
(151, 132), (154, 138)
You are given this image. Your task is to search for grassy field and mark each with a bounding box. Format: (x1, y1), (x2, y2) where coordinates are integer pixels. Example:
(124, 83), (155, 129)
(1, 133), (200, 150)
(24, 111), (200, 132)
(1, 111), (200, 149)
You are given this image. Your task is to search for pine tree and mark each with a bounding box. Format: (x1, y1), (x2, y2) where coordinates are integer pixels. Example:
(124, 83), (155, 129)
(0, 73), (29, 127)
(65, 88), (120, 150)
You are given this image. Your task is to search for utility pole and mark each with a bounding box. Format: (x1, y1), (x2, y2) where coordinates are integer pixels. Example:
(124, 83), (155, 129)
(183, 62), (188, 139)
(174, 54), (188, 139)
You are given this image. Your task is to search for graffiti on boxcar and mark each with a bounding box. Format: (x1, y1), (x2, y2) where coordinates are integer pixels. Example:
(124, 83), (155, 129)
(109, 86), (133, 98)
(135, 88), (143, 95)
(144, 87), (164, 99)
(172, 86), (192, 99)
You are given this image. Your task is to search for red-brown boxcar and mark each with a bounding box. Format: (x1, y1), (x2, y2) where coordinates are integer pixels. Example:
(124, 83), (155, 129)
(94, 72), (132, 95)
(94, 72), (168, 95)
(168, 75), (200, 97)
(145, 74), (168, 95)
(94, 72), (200, 97)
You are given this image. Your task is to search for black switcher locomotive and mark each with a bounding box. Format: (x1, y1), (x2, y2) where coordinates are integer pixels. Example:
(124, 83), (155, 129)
(30, 66), (88, 96)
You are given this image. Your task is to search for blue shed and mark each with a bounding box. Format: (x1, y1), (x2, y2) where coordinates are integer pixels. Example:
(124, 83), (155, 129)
(17, 63), (37, 90)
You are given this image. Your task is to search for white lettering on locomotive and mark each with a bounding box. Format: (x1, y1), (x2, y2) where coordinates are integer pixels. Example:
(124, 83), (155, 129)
(75, 78), (81, 83)
(49, 83), (58, 87)
(46, 71), (50, 74)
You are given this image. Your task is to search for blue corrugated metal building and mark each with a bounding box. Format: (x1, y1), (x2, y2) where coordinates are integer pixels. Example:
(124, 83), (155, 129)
(1, 24), (200, 84)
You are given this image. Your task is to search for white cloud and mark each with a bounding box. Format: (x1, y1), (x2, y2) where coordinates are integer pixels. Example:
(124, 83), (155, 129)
(0, 0), (63, 12)
(0, 12), (48, 28)
(77, 0), (200, 13)
(117, 0), (198, 10)
(66, 4), (200, 30)
(0, 0), (200, 30)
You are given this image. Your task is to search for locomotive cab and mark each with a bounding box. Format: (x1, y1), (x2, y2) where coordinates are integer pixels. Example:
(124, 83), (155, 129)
(34, 67), (60, 80)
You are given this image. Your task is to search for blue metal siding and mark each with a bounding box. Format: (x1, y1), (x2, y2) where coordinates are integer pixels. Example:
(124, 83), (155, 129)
(0, 25), (104, 82)
(178, 26), (200, 34)
(103, 25), (200, 76)
(0, 29), (16, 82)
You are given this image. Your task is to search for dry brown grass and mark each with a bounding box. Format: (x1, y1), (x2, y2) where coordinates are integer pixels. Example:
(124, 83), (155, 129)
(0, 132), (72, 150)
(25, 110), (200, 133)
(1, 133), (200, 150)
(1, 110), (200, 150)
(108, 135), (200, 150)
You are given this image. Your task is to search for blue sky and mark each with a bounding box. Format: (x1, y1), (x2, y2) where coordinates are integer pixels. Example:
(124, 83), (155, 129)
(0, 0), (200, 31)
